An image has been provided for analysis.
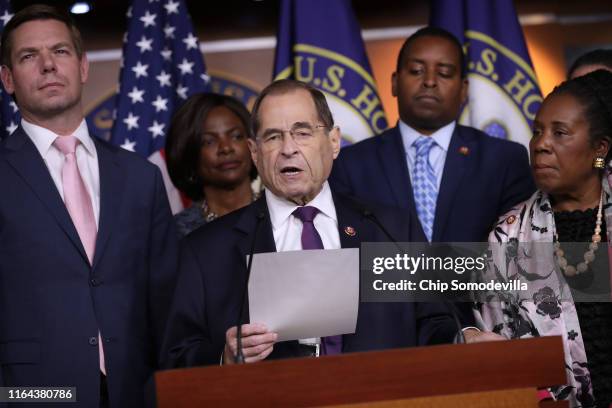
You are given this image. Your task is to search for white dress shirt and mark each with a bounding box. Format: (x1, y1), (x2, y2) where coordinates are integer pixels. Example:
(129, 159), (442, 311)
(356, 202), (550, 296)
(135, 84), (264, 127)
(265, 181), (340, 347)
(266, 181), (340, 252)
(22, 119), (100, 226)
(399, 120), (456, 189)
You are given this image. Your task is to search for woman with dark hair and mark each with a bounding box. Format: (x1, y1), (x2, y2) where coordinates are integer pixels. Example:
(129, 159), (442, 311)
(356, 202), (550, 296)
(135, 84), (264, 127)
(166, 93), (258, 237)
(475, 70), (612, 407)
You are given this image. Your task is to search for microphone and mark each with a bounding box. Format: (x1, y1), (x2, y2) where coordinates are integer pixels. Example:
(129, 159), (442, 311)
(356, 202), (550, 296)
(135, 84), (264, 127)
(361, 209), (398, 244)
(235, 211), (266, 364)
(361, 207), (466, 344)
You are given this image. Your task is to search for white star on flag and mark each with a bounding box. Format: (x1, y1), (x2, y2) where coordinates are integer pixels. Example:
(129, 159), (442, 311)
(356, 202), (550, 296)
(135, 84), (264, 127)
(148, 121), (165, 138)
(135, 36), (153, 53)
(152, 95), (168, 112)
(140, 11), (157, 27)
(9, 101), (18, 113)
(120, 139), (137, 151)
(127, 87), (145, 104)
(164, 24), (176, 39)
(201, 73), (211, 84)
(178, 58), (194, 75)
(160, 47), (172, 61)
(123, 112), (140, 130)
(176, 85), (188, 99)
(156, 70), (172, 87)
(132, 61), (149, 78)
(0, 10), (13, 25)
(182, 33), (198, 50)
(164, 0), (179, 14)
(6, 121), (17, 135)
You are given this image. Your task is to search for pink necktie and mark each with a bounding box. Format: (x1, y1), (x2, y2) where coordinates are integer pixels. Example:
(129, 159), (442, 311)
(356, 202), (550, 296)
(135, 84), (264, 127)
(54, 136), (106, 375)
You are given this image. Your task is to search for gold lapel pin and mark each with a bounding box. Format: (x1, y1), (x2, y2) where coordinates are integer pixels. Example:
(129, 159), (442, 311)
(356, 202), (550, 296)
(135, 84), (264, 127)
(459, 146), (470, 156)
(344, 226), (356, 237)
(506, 215), (516, 225)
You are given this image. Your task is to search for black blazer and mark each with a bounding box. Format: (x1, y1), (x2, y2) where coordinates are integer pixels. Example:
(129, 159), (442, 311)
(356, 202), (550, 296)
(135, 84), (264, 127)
(162, 192), (458, 368)
(0, 127), (179, 407)
(330, 124), (536, 242)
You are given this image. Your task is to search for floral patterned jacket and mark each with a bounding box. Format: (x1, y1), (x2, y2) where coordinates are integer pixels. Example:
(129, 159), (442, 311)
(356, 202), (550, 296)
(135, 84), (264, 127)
(474, 176), (612, 408)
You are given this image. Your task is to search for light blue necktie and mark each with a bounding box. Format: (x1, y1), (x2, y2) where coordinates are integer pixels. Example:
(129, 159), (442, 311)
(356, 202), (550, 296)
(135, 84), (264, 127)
(412, 136), (438, 241)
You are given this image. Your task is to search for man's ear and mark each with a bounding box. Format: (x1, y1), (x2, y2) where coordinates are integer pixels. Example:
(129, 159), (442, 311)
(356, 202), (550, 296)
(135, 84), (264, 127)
(460, 77), (469, 105)
(248, 138), (259, 168)
(329, 126), (341, 159)
(1, 65), (15, 95)
(79, 53), (89, 84)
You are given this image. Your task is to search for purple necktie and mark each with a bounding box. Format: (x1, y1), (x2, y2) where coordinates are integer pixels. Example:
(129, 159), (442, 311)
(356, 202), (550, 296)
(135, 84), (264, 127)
(292, 206), (342, 355)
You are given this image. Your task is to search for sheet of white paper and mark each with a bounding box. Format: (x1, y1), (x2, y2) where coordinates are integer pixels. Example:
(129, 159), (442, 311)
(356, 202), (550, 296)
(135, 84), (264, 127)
(248, 248), (359, 342)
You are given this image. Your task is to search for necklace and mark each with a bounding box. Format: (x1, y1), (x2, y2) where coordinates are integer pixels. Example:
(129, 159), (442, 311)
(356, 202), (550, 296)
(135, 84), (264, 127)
(200, 199), (218, 223)
(553, 191), (604, 277)
(201, 191), (260, 223)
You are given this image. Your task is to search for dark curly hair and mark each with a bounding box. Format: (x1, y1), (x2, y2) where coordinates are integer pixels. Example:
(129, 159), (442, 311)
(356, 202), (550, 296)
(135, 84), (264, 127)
(165, 93), (256, 202)
(549, 69), (612, 166)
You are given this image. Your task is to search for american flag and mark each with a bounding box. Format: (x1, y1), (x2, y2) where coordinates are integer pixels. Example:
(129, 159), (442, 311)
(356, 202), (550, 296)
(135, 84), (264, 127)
(111, 0), (208, 212)
(0, 0), (19, 140)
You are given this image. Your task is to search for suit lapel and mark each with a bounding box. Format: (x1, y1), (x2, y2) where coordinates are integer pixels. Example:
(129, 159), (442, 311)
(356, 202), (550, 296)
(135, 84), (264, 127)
(3, 127), (89, 264)
(333, 193), (363, 249)
(233, 197), (276, 322)
(434, 127), (474, 241)
(91, 140), (124, 271)
(234, 197), (276, 259)
(377, 127), (425, 239)
(377, 127), (414, 209)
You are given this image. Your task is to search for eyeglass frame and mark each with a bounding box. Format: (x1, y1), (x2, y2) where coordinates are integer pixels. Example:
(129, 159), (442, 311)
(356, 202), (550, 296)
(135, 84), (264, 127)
(254, 122), (332, 150)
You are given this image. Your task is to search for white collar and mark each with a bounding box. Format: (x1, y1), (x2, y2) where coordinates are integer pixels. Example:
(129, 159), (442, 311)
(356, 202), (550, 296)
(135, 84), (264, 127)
(398, 119), (456, 152)
(22, 118), (95, 157)
(266, 181), (337, 230)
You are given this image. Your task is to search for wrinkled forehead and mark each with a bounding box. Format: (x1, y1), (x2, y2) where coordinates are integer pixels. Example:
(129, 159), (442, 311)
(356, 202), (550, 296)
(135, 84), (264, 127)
(257, 89), (320, 130)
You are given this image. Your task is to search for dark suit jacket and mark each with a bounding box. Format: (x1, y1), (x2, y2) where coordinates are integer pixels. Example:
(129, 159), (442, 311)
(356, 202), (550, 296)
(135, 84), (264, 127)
(162, 192), (458, 368)
(0, 127), (179, 407)
(329, 124), (536, 242)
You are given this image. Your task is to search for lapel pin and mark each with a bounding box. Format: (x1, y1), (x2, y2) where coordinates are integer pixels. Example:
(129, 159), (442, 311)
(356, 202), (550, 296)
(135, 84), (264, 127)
(506, 215), (516, 225)
(344, 226), (356, 237)
(459, 146), (470, 156)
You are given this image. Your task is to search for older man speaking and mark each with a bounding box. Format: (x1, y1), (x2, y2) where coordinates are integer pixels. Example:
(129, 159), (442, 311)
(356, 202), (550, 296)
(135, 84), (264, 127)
(162, 80), (459, 367)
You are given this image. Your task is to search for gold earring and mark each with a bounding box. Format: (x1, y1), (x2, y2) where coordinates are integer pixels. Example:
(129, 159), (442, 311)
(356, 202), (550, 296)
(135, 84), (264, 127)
(593, 157), (606, 169)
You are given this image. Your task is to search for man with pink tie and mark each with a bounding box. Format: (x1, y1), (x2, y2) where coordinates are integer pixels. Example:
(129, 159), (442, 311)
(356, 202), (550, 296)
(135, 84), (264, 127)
(0, 5), (178, 407)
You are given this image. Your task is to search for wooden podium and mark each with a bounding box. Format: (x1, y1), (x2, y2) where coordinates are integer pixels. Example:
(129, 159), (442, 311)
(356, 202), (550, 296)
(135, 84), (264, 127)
(155, 336), (567, 407)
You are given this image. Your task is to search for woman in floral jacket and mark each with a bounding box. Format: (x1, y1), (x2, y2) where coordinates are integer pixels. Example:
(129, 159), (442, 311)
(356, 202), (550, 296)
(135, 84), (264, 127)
(475, 70), (612, 408)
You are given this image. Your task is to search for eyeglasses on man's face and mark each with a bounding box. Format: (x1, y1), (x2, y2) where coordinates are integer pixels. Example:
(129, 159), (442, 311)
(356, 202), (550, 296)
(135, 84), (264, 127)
(257, 122), (329, 151)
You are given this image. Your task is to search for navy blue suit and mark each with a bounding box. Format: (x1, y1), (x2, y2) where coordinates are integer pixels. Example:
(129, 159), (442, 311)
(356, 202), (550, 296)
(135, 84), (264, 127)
(162, 193), (457, 368)
(0, 127), (179, 407)
(330, 125), (536, 243)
